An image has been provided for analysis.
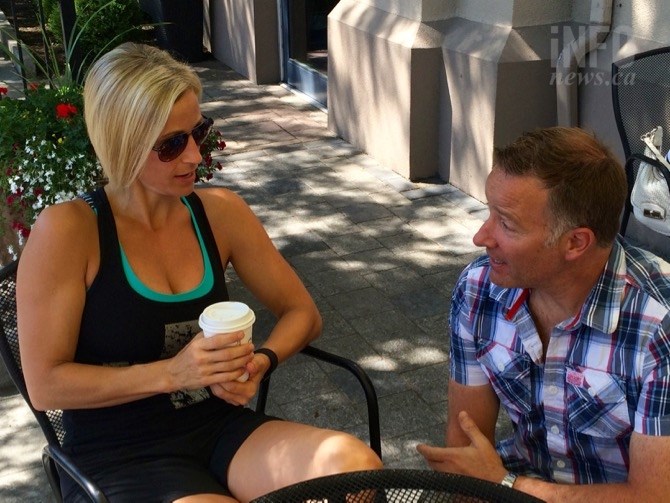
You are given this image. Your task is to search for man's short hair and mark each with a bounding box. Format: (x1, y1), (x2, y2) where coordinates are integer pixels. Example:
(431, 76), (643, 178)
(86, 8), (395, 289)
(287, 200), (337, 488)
(493, 127), (626, 247)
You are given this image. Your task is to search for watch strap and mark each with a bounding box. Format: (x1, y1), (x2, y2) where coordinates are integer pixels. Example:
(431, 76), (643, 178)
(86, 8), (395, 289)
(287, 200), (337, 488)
(255, 348), (278, 381)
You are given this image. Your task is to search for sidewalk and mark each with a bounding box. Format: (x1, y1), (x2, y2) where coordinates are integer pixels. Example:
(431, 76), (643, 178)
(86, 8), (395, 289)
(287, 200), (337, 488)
(0, 55), (493, 501)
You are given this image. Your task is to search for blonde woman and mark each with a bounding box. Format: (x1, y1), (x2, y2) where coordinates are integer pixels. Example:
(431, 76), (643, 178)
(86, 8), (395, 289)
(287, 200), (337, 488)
(17, 43), (381, 502)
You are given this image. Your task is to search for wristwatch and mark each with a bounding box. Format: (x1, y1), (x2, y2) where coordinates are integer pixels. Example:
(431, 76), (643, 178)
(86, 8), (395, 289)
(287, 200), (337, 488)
(254, 347), (278, 382)
(500, 472), (518, 488)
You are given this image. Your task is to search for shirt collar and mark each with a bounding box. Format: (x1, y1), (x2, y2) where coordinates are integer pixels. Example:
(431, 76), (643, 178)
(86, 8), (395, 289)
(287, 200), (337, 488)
(578, 239), (625, 334)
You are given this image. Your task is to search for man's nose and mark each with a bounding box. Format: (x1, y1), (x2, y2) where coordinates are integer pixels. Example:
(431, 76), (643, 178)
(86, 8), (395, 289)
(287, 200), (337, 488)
(473, 219), (493, 248)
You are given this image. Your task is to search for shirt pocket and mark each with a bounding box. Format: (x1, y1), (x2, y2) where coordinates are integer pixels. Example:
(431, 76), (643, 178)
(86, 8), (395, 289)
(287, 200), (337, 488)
(565, 366), (632, 439)
(478, 341), (534, 417)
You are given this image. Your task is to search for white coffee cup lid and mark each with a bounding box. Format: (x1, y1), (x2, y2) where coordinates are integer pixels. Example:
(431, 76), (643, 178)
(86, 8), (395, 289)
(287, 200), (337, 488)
(199, 301), (256, 333)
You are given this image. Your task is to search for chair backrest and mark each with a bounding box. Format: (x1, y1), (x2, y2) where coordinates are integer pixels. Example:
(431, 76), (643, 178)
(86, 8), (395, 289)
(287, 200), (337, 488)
(612, 46), (670, 160)
(0, 260), (66, 448)
(612, 46), (670, 235)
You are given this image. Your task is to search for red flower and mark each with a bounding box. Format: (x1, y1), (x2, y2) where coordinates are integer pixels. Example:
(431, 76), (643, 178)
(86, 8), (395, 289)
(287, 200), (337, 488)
(217, 139), (227, 150)
(11, 221), (30, 238)
(27, 82), (39, 91)
(55, 102), (78, 119)
(0, 85), (7, 96)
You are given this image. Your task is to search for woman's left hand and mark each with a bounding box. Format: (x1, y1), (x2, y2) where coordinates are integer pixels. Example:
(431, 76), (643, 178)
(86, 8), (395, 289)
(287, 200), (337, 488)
(209, 352), (266, 406)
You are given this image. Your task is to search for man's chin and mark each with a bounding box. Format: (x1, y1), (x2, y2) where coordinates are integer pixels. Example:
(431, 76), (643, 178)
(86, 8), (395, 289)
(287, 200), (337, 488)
(488, 271), (516, 289)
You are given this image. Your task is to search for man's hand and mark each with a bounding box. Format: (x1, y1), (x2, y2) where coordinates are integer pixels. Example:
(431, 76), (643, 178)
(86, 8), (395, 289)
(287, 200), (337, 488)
(417, 410), (508, 483)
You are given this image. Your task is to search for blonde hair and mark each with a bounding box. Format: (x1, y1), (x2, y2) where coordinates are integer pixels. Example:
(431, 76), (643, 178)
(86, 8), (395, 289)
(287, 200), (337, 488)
(83, 43), (202, 187)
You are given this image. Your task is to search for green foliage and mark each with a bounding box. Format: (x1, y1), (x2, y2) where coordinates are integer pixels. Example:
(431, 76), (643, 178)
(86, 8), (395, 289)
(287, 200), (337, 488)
(0, 0), (152, 87)
(0, 85), (102, 237)
(44, 0), (151, 77)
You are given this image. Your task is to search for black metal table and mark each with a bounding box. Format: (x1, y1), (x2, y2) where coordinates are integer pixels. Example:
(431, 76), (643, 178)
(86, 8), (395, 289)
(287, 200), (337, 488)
(251, 469), (545, 503)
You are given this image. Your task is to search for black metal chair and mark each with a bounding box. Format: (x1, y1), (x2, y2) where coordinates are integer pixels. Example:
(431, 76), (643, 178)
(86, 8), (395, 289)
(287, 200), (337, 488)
(0, 259), (381, 501)
(250, 469), (546, 503)
(612, 46), (670, 236)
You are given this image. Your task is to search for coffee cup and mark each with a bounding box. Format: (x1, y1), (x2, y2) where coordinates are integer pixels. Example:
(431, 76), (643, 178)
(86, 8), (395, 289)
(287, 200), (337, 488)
(198, 301), (256, 382)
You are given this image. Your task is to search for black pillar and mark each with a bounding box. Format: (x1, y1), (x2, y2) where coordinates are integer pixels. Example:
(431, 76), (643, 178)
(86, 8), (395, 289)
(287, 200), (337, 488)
(58, 0), (82, 81)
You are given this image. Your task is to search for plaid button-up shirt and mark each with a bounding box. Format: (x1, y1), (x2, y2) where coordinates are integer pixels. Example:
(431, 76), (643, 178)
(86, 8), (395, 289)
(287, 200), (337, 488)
(450, 238), (670, 484)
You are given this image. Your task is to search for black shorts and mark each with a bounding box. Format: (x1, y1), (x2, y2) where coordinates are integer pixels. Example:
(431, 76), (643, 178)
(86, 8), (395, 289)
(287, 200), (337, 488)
(62, 405), (278, 503)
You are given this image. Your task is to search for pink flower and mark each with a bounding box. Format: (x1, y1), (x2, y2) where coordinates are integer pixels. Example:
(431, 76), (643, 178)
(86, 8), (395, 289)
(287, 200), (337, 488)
(55, 103), (78, 119)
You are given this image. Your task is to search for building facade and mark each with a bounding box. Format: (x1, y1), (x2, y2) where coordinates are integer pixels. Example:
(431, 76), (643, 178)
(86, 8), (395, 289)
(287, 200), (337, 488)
(207, 0), (670, 252)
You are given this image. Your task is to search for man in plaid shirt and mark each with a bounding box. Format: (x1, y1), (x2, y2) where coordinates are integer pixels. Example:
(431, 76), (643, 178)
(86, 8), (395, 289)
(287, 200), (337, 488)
(418, 127), (670, 502)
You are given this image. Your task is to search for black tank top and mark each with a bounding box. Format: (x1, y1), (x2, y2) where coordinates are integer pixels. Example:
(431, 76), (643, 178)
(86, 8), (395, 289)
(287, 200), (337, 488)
(63, 188), (231, 451)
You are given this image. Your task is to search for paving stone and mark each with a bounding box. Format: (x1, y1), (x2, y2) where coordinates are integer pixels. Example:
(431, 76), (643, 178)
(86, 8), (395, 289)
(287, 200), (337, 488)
(377, 391), (443, 439)
(278, 390), (366, 431)
(272, 232), (329, 258)
(389, 285), (449, 320)
(366, 331), (450, 373)
(311, 334), (382, 371)
(402, 362), (450, 405)
(318, 309), (359, 340)
(342, 247), (405, 273)
(363, 266), (428, 297)
(327, 287), (396, 320)
(288, 249), (342, 275)
(381, 422), (446, 467)
(350, 309), (421, 339)
(309, 268), (371, 297)
(320, 232), (383, 256)
(339, 202), (394, 224)
(268, 359), (338, 405)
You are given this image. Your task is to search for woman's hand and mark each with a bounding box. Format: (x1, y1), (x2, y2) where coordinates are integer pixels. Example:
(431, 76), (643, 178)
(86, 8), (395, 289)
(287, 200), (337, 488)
(166, 331), (255, 392)
(210, 351), (272, 405)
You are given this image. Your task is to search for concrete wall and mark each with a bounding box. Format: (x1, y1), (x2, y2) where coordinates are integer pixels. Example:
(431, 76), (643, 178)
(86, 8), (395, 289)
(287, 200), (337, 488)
(436, 19), (558, 200)
(328, 1), (442, 180)
(329, 0), (564, 199)
(209, 0), (280, 84)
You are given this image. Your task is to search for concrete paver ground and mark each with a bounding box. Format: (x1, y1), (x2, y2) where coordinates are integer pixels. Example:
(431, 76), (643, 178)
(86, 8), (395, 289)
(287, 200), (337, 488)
(0, 55), (495, 501)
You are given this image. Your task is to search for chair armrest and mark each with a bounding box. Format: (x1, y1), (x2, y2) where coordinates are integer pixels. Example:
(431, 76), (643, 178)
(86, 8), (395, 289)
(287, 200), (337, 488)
(43, 444), (110, 503)
(255, 344), (382, 459)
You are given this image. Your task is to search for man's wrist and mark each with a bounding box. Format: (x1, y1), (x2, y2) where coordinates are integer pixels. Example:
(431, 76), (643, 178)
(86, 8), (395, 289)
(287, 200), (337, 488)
(500, 472), (518, 488)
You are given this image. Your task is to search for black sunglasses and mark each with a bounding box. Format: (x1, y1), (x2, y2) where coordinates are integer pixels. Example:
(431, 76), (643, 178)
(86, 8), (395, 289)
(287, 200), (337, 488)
(152, 116), (214, 162)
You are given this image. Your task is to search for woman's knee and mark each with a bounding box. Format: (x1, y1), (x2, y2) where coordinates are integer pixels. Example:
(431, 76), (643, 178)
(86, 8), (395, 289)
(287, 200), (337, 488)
(319, 433), (383, 474)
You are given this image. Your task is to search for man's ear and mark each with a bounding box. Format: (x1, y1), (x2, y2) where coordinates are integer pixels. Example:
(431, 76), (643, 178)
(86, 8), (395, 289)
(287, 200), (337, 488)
(563, 227), (596, 261)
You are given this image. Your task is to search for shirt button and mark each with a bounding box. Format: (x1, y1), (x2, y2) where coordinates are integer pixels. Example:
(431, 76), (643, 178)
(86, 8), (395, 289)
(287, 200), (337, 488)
(556, 460), (566, 468)
(548, 385), (558, 395)
(498, 363), (506, 372)
(550, 425), (560, 435)
(588, 387), (597, 397)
